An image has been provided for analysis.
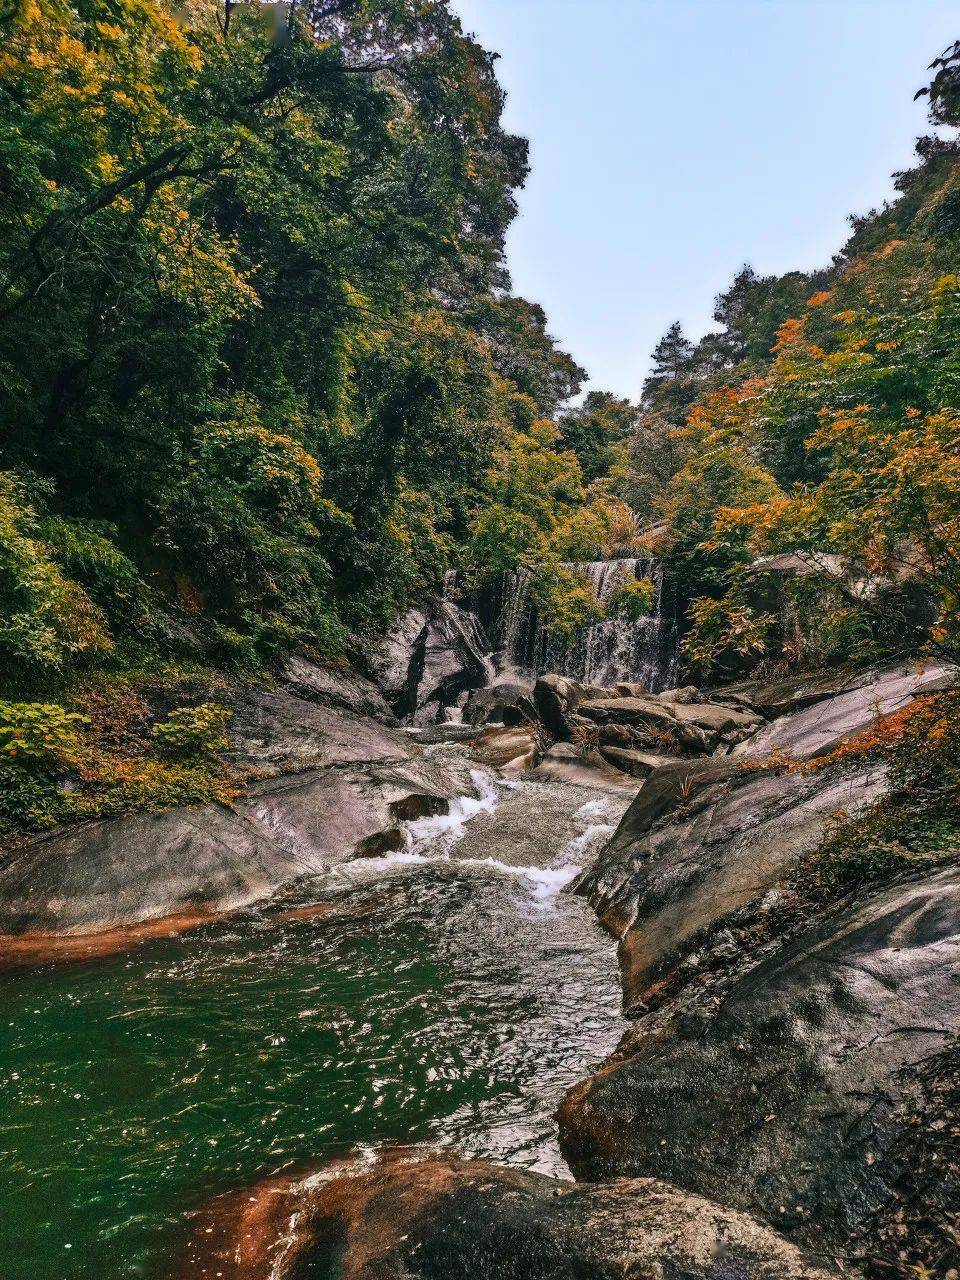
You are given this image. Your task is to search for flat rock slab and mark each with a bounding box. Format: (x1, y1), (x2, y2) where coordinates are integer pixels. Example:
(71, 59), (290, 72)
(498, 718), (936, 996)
(731, 662), (955, 762)
(559, 865), (960, 1260)
(180, 1152), (839, 1280)
(0, 755), (472, 935)
(229, 687), (409, 773)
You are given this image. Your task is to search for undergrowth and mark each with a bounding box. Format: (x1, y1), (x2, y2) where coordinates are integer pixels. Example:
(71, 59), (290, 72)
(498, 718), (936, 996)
(0, 664), (241, 848)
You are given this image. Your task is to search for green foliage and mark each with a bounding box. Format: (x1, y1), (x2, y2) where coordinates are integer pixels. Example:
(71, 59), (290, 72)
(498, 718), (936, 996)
(682, 596), (775, 676)
(607, 576), (655, 621)
(151, 703), (231, 759)
(0, 701), (86, 768)
(558, 392), (636, 484)
(0, 474), (112, 683)
(528, 564), (604, 641)
(0, 0), (582, 668)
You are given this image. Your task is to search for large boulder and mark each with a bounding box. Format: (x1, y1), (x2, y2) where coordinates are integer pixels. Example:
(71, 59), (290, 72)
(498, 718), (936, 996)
(573, 663), (956, 1006)
(575, 755), (888, 1008)
(559, 865), (960, 1268)
(0, 686), (478, 935)
(180, 1153), (839, 1280)
(464, 678), (535, 726)
(372, 600), (493, 723)
(532, 674), (613, 739)
(282, 655), (392, 720)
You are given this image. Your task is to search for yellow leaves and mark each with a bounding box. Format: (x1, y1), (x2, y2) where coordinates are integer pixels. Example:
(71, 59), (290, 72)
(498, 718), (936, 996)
(834, 308), (858, 325)
(875, 340), (899, 352)
(807, 290), (834, 308)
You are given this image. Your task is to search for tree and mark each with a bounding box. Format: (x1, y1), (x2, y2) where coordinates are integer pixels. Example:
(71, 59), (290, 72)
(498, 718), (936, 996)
(558, 391), (636, 484)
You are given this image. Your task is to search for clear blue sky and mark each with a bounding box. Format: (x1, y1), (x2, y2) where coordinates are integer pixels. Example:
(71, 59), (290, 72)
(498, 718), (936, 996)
(451, 0), (958, 401)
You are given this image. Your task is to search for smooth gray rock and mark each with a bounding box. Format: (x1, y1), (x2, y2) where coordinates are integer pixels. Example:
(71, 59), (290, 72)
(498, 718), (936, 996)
(576, 756), (888, 1005)
(372, 600), (493, 723)
(229, 686), (408, 773)
(532, 674), (613, 739)
(731, 662), (955, 762)
(464, 679), (533, 725)
(282, 656), (392, 719)
(0, 687), (479, 934)
(597, 745), (677, 779)
(369, 607), (430, 714)
(0, 755), (471, 935)
(560, 866), (960, 1263)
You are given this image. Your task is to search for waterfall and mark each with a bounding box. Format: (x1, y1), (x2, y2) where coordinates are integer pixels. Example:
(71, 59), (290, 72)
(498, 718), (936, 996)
(453, 558), (679, 692)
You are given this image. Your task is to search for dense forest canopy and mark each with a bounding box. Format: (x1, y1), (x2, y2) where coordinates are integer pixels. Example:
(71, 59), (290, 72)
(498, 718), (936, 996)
(2, 0), (960, 828)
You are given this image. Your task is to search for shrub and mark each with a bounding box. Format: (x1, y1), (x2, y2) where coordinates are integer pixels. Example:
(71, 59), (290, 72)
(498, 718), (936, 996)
(682, 596), (776, 677)
(0, 763), (62, 832)
(809, 688), (960, 892)
(151, 703), (232, 759)
(0, 700), (86, 768)
(0, 473), (112, 682)
(608, 576), (655, 621)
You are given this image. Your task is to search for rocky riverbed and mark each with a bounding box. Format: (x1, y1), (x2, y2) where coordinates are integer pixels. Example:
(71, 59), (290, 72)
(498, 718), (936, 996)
(1, 655), (958, 1278)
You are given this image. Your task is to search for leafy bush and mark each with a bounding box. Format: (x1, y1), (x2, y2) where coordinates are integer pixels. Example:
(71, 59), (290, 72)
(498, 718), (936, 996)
(683, 596), (776, 676)
(151, 703), (232, 759)
(0, 473), (112, 683)
(0, 700), (85, 768)
(40, 516), (155, 639)
(0, 764), (62, 832)
(529, 564), (604, 641)
(608, 576), (655, 621)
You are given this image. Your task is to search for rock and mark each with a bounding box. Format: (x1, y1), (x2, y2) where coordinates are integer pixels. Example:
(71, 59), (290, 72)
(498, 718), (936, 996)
(0, 755), (470, 935)
(412, 600), (493, 724)
(731, 662), (955, 762)
(282, 655), (392, 720)
(181, 1152), (839, 1280)
(576, 755), (887, 1007)
(597, 722), (634, 747)
(370, 606), (430, 715)
(0, 687), (479, 935)
(229, 686), (406, 774)
(597, 746), (677, 779)
(577, 696), (678, 729)
(371, 599), (494, 723)
(657, 685), (704, 705)
(472, 724), (539, 773)
(532, 743), (639, 791)
(464, 679), (533, 725)
(532, 675), (612, 739)
(669, 700), (763, 735)
(559, 866), (960, 1265)
(746, 550), (881, 600)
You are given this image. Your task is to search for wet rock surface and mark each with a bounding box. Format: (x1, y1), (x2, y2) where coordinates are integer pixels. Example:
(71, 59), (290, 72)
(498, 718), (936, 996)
(729, 662), (954, 762)
(0, 684), (477, 935)
(181, 1153), (838, 1280)
(559, 866), (960, 1266)
(371, 597), (492, 723)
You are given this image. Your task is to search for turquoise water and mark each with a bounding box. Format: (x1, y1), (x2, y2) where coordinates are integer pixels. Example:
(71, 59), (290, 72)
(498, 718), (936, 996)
(0, 777), (627, 1279)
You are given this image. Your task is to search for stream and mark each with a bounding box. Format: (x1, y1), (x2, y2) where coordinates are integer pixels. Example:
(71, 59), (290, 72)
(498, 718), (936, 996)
(0, 751), (631, 1280)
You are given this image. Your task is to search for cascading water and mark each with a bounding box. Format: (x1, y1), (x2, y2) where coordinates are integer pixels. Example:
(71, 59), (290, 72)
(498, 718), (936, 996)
(458, 557), (678, 691)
